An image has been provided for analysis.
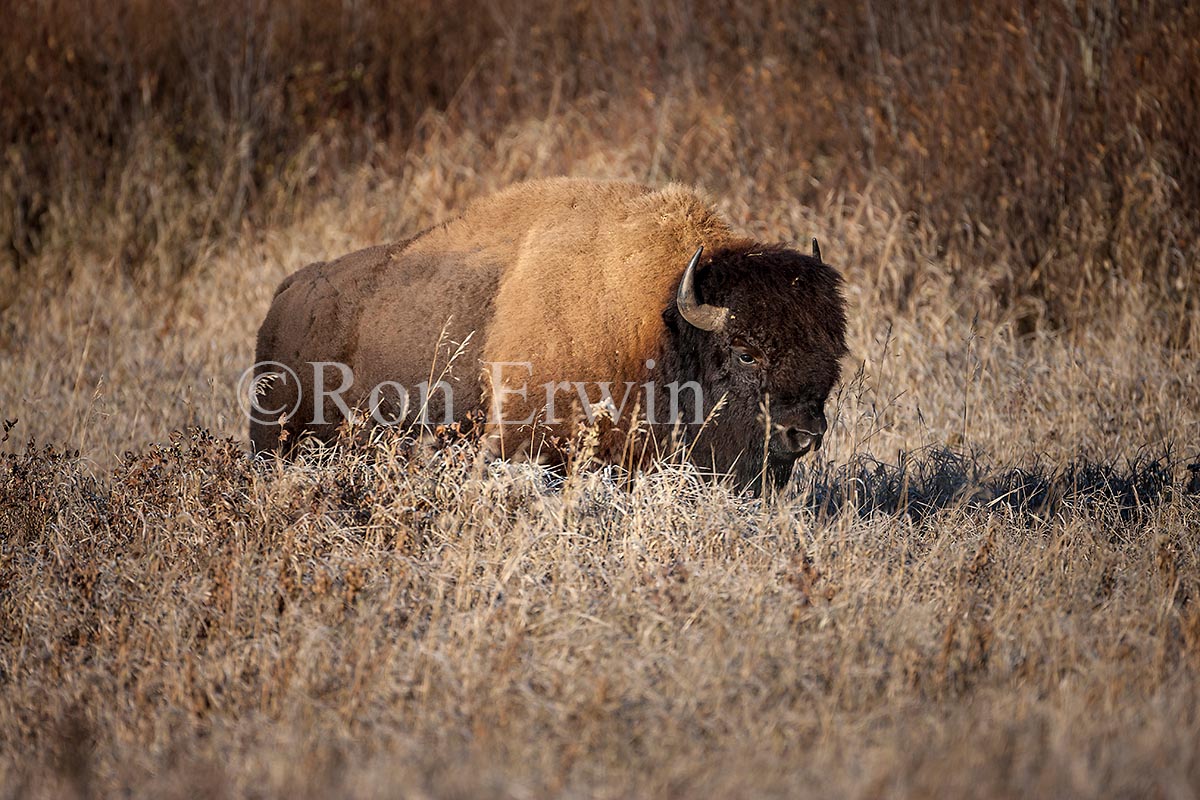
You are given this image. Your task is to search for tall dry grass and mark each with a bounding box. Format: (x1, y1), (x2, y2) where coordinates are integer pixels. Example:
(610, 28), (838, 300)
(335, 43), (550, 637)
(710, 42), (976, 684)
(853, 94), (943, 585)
(4, 0), (1198, 339)
(2, 1), (1199, 797)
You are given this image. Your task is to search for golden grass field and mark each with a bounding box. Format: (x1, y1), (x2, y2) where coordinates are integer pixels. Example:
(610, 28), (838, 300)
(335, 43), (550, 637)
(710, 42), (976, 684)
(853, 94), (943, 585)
(2, 1), (1199, 796)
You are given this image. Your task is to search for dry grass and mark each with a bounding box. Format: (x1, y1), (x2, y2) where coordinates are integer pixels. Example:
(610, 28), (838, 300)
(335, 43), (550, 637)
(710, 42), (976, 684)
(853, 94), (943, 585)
(2, 1), (1200, 797)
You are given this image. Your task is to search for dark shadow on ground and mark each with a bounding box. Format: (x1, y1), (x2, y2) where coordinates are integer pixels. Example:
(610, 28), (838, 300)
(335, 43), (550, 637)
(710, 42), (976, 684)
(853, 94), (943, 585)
(794, 446), (1195, 523)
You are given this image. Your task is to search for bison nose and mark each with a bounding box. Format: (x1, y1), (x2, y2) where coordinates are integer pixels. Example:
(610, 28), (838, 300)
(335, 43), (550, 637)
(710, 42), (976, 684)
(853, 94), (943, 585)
(777, 412), (826, 454)
(781, 426), (820, 454)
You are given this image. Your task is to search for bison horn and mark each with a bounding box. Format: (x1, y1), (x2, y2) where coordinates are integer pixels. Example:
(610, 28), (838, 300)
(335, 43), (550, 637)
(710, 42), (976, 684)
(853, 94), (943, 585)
(811, 237), (822, 262)
(677, 246), (729, 332)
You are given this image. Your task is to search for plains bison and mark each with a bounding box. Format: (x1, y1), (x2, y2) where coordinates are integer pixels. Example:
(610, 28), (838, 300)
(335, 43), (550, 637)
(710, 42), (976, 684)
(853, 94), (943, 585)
(249, 178), (847, 492)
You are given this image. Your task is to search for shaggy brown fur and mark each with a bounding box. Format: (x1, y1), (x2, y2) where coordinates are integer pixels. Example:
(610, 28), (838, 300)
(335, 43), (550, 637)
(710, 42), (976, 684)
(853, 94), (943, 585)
(251, 177), (848, 490)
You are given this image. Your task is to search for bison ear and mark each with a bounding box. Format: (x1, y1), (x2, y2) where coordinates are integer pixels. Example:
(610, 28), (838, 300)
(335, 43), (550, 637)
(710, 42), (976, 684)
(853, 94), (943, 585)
(811, 238), (822, 262)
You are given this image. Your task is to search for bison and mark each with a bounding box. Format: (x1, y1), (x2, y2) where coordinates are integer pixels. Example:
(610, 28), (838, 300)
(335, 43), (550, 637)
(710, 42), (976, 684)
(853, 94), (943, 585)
(249, 178), (847, 492)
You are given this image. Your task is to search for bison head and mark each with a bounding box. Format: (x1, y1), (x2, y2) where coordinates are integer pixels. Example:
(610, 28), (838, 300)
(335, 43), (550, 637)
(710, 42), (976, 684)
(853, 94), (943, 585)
(663, 241), (848, 493)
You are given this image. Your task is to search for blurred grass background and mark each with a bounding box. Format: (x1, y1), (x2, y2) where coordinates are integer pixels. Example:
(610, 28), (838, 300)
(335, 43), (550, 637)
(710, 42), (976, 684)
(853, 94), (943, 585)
(4, 0), (1197, 340)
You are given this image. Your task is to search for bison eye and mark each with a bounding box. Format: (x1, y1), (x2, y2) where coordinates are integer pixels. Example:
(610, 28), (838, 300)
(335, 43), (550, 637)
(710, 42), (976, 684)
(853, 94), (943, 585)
(733, 348), (759, 367)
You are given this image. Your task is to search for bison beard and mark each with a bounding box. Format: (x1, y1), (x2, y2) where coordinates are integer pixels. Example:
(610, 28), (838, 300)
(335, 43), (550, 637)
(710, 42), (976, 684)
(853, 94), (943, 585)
(250, 178), (848, 495)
